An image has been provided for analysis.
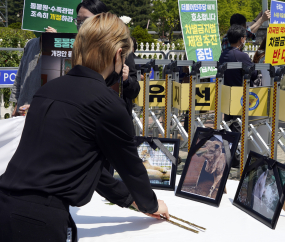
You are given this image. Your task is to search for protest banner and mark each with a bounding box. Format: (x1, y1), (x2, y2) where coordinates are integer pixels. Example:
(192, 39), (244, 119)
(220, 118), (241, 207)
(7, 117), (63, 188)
(22, 0), (81, 33)
(270, 0), (285, 24)
(178, 0), (221, 78)
(41, 33), (76, 84)
(265, 24), (285, 66)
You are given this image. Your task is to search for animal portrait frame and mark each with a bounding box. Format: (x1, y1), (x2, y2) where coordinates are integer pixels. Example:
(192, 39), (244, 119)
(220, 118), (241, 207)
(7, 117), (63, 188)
(233, 151), (285, 229)
(176, 128), (240, 207)
(110, 137), (180, 191)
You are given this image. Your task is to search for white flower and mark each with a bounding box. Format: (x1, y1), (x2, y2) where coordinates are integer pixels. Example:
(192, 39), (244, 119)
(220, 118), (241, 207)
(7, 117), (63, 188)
(119, 16), (131, 24)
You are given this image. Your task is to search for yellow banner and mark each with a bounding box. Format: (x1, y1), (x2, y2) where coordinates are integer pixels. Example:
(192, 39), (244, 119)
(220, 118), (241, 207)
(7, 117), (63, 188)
(230, 87), (269, 116)
(134, 81), (166, 107)
(221, 85), (231, 115)
(173, 82), (181, 109)
(265, 24), (285, 66)
(181, 83), (215, 110)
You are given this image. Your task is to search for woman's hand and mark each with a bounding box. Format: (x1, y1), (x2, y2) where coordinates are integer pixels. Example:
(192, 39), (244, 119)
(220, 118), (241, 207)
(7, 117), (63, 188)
(122, 64), (129, 81)
(131, 199), (169, 220)
(45, 26), (57, 33)
(18, 104), (30, 116)
(146, 200), (170, 220)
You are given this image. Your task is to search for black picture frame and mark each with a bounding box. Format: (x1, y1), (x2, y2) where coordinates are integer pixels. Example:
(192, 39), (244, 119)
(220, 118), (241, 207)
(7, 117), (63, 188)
(233, 151), (285, 229)
(110, 137), (180, 191)
(176, 127), (240, 207)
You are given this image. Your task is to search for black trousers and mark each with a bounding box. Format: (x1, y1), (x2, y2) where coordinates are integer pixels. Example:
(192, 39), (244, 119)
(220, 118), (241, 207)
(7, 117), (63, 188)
(0, 189), (77, 242)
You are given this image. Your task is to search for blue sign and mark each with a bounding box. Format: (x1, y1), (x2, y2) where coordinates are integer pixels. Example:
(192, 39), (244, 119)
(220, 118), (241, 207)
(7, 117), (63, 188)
(271, 0), (285, 24)
(181, 4), (207, 12)
(240, 92), (260, 111)
(0, 70), (17, 86)
(196, 48), (213, 61)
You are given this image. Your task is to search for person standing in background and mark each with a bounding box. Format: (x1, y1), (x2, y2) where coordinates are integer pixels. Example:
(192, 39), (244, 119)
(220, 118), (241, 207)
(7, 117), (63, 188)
(10, 27), (57, 116)
(221, 11), (270, 52)
(75, 0), (140, 117)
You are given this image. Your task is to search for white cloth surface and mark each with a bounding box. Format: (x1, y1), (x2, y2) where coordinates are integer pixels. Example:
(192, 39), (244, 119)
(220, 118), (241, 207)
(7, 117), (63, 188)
(71, 177), (285, 242)
(0, 117), (25, 175)
(0, 117), (284, 241)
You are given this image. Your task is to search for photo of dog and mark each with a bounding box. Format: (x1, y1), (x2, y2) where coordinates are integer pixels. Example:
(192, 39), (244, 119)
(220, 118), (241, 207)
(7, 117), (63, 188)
(237, 162), (280, 220)
(114, 142), (174, 185)
(181, 135), (230, 199)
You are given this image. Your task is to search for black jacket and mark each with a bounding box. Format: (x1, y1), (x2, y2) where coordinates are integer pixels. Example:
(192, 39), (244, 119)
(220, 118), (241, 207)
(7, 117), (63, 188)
(219, 47), (255, 87)
(123, 53), (140, 115)
(0, 65), (158, 213)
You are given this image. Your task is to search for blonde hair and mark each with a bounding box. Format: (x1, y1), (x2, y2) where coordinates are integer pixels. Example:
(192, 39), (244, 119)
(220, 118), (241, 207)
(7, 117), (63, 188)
(72, 12), (132, 73)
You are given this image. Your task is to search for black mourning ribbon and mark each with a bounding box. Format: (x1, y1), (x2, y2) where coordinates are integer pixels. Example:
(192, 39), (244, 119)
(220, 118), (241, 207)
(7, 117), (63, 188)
(243, 155), (284, 204)
(187, 128), (232, 169)
(134, 137), (176, 165)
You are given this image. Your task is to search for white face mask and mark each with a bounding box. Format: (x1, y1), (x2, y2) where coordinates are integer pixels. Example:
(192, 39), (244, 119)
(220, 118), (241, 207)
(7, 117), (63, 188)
(237, 38), (246, 50)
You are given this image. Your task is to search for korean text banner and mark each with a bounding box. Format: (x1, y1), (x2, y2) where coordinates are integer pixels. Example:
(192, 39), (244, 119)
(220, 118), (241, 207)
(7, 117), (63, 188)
(265, 24), (285, 66)
(22, 0), (81, 33)
(178, 0), (221, 78)
(42, 33), (76, 57)
(270, 0), (285, 24)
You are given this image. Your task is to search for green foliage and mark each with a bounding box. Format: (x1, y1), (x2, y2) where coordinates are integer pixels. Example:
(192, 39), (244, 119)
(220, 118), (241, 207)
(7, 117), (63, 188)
(0, 27), (35, 67)
(8, 22), (22, 29)
(217, 0), (285, 36)
(173, 38), (185, 50)
(8, 0), (24, 25)
(103, 0), (152, 28)
(0, 27), (35, 113)
(151, 0), (180, 43)
(131, 25), (155, 48)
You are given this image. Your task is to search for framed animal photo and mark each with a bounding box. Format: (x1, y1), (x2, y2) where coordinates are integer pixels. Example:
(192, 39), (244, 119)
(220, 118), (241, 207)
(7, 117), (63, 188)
(111, 137), (180, 190)
(233, 151), (285, 229)
(176, 128), (240, 207)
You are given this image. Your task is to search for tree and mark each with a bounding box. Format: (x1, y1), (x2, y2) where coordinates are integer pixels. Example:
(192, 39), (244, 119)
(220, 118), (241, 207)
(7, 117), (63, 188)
(7, 0), (24, 25)
(131, 25), (154, 48)
(103, 0), (152, 28)
(151, 0), (180, 43)
(217, 0), (285, 36)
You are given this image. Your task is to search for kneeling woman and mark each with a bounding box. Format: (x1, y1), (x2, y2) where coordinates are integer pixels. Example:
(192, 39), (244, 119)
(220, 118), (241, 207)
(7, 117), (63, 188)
(0, 13), (169, 242)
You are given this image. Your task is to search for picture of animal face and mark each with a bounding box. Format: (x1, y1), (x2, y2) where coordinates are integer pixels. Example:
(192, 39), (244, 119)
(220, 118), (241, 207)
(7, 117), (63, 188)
(237, 163), (280, 220)
(181, 135), (229, 199)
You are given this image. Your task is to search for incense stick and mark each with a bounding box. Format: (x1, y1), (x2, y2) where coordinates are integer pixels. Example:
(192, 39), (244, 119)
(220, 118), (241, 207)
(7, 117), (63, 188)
(169, 214), (206, 230)
(160, 215), (199, 233)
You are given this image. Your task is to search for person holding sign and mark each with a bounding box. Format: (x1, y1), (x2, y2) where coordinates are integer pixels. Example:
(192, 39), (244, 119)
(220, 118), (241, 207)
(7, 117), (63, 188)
(10, 27), (57, 116)
(221, 11), (271, 52)
(75, 0), (140, 117)
(219, 24), (255, 167)
(0, 13), (169, 242)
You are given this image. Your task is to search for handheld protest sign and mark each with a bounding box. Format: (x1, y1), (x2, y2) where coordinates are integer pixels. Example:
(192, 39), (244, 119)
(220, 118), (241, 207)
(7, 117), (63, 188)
(22, 0), (81, 33)
(265, 24), (285, 66)
(178, 0), (221, 78)
(233, 151), (285, 229)
(270, 0), (285, 24)
(111, 137), (180, 191)
(176, 127), (240, 207)
(41, 33), (76, 83)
